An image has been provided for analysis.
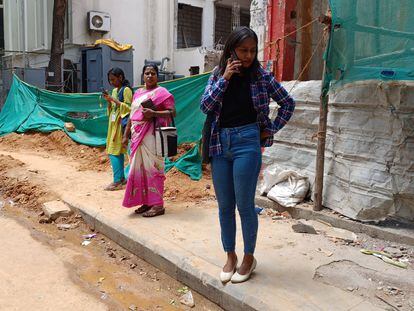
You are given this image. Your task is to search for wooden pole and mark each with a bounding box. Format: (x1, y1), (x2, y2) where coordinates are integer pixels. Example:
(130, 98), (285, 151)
(313, 72), (329, 211)
(313, 13), (332, 212)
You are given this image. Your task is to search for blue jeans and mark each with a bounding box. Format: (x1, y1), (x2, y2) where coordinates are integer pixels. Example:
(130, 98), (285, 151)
(211, 123), (262, 254)
(109, 154), (125, 183)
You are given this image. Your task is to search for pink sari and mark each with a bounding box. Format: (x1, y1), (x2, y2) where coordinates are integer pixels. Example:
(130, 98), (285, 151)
(122, 86), (174, 208)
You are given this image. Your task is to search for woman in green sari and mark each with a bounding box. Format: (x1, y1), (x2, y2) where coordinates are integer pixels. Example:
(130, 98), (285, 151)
(103, 67), (132, 191)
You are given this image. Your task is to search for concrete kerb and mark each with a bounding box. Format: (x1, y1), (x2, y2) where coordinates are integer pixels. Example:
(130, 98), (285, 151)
(61, 195), (269, 311)
(255, 196), (414, 246)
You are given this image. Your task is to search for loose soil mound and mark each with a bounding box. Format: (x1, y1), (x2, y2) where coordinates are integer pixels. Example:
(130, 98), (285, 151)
(0, 155), (56, 210)
(165, 167), (215, 202)
(0, 132), (215, 203)
(0, 132), (109, 171)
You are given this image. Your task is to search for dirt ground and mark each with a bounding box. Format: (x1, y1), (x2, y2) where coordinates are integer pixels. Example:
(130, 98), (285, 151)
(0, 154), (57, 211)
(0, 132), (109, 171)
(0, 201), (222, 311)
(1, 131), (414, 311)
(0, 132), (221, 311)
(0, 132), (216, 203)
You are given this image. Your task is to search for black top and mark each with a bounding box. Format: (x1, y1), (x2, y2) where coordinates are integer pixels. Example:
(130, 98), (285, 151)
(219, 74), (257, 128)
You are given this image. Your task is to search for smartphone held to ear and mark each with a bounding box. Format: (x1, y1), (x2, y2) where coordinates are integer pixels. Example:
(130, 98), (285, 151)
(230, 51), (242, 75)
(231, 51), (239, 61)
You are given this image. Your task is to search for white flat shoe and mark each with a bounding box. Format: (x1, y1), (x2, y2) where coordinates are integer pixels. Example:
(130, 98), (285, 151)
(220, 259), (238, 283)
(231, 258), (257, 284)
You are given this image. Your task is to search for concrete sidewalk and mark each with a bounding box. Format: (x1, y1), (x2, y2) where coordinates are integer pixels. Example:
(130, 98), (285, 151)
(64, 196), (386, 311)
(256, 197), (414, 246)
(3, 151), (413, 311)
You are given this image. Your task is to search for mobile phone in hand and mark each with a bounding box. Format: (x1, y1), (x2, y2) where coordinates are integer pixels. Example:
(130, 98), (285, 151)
(101, 87), (109, 95)
(231, 50), (239, 62)
(141, 98), (156, 110)
(230, 51), (241, 73)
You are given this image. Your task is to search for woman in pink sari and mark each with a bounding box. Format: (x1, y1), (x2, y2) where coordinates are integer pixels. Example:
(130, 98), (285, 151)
(122, 64), (175, 217)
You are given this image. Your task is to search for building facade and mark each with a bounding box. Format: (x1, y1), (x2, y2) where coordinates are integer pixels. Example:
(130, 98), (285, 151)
(2, 0), (254, 89)
(2, 0), (327, 91)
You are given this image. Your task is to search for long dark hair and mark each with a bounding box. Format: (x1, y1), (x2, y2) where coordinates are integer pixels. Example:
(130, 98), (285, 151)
(217, 26), (261, 77)
(107, 67), (131, 88)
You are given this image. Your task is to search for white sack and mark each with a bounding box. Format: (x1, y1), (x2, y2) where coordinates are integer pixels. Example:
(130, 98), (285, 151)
(259, 164), (283, 195)
(267, 170), (310, 207)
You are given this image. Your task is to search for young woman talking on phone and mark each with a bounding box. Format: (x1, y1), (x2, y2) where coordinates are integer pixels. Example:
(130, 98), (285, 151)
(200, 27), (295, 283)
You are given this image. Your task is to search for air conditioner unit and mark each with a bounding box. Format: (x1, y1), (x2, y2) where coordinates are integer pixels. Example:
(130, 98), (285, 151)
(87, 11), (111, 32)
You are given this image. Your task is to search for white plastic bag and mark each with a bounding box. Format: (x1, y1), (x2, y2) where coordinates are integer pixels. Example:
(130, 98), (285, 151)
(259, 164), (283, 195)
(267, 170), (309, 207)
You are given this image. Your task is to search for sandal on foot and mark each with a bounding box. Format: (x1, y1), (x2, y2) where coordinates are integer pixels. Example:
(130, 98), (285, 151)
(142, 207), (165, 218)
(134, 205), (151, 214)
(104, 182), (123, 191)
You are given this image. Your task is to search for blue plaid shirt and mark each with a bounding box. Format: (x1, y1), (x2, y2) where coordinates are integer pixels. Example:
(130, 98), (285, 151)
(200, 67), (295, 157)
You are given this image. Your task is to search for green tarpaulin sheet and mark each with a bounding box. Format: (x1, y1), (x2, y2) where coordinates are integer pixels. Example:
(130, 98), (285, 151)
(326, 0), (414, 90)
(0, 73), (210, 180)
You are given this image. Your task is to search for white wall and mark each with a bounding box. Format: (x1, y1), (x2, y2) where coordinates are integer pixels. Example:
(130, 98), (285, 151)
(173, 0), (212, 75)
(71, 0), (177, 85)
(5, 0), (175, 86)
(250, 0), (267, 62)
(4, 0), (254, 84)
(70, 0), (174, 86)
(172, 0), (254, 76)
(173, 48), (206, 76)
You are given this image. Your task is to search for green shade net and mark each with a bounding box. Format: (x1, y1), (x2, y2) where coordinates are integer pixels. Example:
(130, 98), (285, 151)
(0, 73), (210, 180)
(165, 144), (202, 181)
(326, 0), (414, 90)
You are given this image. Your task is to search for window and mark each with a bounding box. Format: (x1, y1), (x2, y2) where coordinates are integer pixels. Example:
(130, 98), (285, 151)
(177, 3), (202, 49)
(240, 9), (251, 29)
(4, 0), (71, 52)
(64, 1), (71, 42)
(214, 5), (251, 46)
(214, 5), (232, 46)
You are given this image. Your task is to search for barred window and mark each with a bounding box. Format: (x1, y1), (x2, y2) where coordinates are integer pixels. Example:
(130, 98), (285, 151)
(177, 3), (203, 49)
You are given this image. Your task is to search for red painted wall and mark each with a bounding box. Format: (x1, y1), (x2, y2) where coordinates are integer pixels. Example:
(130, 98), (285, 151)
(264, 0), (297, 81)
